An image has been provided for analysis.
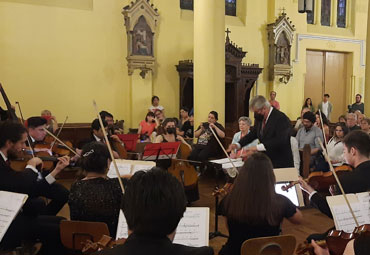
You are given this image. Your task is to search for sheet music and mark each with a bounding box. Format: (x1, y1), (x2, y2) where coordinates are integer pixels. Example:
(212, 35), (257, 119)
(0, 191), (28, 242)
(356, 192), (370, 223)
(116, 207), (209, 247)
(209, 158), (242, 164)
(108, 160), (155, 178)
(331, 203), (366, 233)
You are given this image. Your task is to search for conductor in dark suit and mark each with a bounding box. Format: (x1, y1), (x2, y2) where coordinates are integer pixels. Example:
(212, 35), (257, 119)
(299, 130), (370, 218)
(229, 95), (293, 168)
(95, 168), (213, 255)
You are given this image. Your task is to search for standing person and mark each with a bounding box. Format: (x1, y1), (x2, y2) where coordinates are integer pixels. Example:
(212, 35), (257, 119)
(95, 168), (214, 255)
(41, 110), (58, 134)
(350, 94), (364, 114)
(148, 96), (164, 114)
(188, 111), (225, 162)
(228, 95), (294, 168)
(317, 94), (333, 121)
(269, 91), (280, 110)
(219, 153), (302, 255)
(302, 98), (315, 112)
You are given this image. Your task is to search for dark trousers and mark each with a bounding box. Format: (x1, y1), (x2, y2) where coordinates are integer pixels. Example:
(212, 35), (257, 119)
(0, 214), (66, 255)
(42, 182), (69, 215)
(188, 144), (220, 162)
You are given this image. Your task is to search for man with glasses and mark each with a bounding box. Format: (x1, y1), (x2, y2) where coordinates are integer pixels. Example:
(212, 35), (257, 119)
(346, 113), (361, 132)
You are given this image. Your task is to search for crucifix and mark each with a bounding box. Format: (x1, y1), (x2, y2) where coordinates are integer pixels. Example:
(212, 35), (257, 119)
(279, 7), (286, 14)
(225, 28), (231, 39)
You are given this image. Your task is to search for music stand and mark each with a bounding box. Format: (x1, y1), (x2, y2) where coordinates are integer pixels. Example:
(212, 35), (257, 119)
(117, 134), (138, 152)
(142, 142), (181, 163)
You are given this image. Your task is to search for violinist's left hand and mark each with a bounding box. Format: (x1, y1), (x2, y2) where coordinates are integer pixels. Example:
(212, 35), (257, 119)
(311, 240), (329, 255)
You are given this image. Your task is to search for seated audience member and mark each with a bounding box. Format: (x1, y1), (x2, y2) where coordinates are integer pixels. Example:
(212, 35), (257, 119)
(138, 112), (157, 142)
(219, 153), (302, 255)
(230, 116), (258, 158)
(338, 114), (347, 124)
(299, 130), (370, 218)
(95, 168), (214, 255)
(149, 95), (164, 114)
(294, 107), (310, 131)
(154, 109), (166, 134)
(269, 91), (280, 110)
(0, 121), (69, 254)
(350, 94), (364, 114)
(303, 97), (315, 112)
(346, 113), (361, 132)
(68, 142), (126, 237)
(315, 111), (330, 142)
(360, 118), (370, 134)
(179, 113), (194, 139)
(188, 111), (225, 162)
(355, 110), (364, 125)
(296, 112), (324, 156)
(41, 110), (58, 134)
(179, 107), (190, 130)
(327, 123), (348, 167)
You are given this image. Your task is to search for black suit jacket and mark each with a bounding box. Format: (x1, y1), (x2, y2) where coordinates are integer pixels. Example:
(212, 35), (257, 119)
(94, 233), (214, 255)
(238, 108), (293, 168)
(310, 160), (370, 218)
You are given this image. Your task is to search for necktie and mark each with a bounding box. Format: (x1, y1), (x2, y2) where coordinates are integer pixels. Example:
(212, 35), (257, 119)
(262, 118), (267, 134)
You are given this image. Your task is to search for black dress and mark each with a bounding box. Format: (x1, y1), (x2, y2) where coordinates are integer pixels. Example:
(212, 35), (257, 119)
(219, 194), (297, 255)
(68, 177), (124, 237)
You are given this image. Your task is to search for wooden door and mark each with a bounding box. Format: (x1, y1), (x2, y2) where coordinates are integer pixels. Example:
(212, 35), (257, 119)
(305, 51), (324, 111)
(305, 50), (347, 122)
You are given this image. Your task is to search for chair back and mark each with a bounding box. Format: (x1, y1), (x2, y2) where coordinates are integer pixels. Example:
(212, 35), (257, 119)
(240, 235), (296, 255)
(60, 220), (110, 252)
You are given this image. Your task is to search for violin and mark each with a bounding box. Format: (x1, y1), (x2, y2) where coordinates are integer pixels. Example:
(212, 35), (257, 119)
(212, 182), (234, 197)
(37, 136), (74, 156)
(10, 147), (59, 171)
(82, 235), (126, 253)
(296, 224), (370, 255)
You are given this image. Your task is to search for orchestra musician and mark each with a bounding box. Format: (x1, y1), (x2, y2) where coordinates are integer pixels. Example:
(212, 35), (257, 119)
(68, 142), (127, 238)
(95, 168), (214, 255)
(219, 153), (302, 255)
(228, 95), (294, 168)
(298, 130), (370, 218)
(0, 121), (69, 254)
(26, 116), (48, 147)
(77, 118), (123, 159)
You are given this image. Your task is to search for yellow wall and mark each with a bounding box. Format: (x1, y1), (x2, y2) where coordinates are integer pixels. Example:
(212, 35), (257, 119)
(0, 0), (368, 129)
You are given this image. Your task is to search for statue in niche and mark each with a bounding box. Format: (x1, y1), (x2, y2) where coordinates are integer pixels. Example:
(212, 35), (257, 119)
(132, 16), (153, 56)
(275, 33), (290, 65)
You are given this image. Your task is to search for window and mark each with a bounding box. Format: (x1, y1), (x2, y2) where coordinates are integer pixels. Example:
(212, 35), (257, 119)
(225, 0), (237, 16)
(321, 0), (331, 26)
(337, 0), (346, 28)
(180, 0), (237, 16)
(307, 0), (315, 24)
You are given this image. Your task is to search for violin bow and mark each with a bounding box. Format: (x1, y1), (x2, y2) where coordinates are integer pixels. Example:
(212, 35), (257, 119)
(42, 128), (79, 157)
(93, 100), (125, 194)
(208, 124), (238, 178)
(50, 116), (68, 150)
(318, 138), (359, 227)
(15, 101), (36, 158)
(318, 109), (328, 149)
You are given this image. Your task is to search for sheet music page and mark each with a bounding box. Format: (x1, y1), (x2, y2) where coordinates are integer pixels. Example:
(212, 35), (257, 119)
(356, 192), (370, 223)
(116, 207), (210, 247)
(331, 202), (367, 232)
(209, 158), (242, 164)
(131, 164), (154, 174)
(107, 162), (131, 178)
(0, 191), (28, 242)
(221, 161), (244, 169)
(173, 207), (209, 247)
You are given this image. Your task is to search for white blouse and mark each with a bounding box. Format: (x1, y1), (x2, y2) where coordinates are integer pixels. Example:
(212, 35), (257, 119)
(327, 138), (345, 166)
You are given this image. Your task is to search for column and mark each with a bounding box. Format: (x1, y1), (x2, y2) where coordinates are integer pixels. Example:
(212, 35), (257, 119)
(194, 0), (225, 127)
(365, 4), (370, 115)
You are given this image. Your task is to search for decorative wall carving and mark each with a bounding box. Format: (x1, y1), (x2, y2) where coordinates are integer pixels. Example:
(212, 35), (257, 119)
(267, 12), (295, 84)
(122, 0), (159, 78)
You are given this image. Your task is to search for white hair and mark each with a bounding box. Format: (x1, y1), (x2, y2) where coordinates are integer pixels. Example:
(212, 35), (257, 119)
(238, 116), (252, 126)
(249, 95), (270, 110)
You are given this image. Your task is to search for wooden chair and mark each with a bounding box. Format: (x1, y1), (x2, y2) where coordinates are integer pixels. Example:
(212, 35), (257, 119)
(60, 220), (110, 254)
(240, 235), (296, 255)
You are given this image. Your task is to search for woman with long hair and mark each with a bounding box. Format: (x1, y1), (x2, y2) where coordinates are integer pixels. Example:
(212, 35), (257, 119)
(303, 98), (315, 112)
(327, 123), (348, 167)
(315, 111), (330, 142)
(219, 153), (302, 255)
